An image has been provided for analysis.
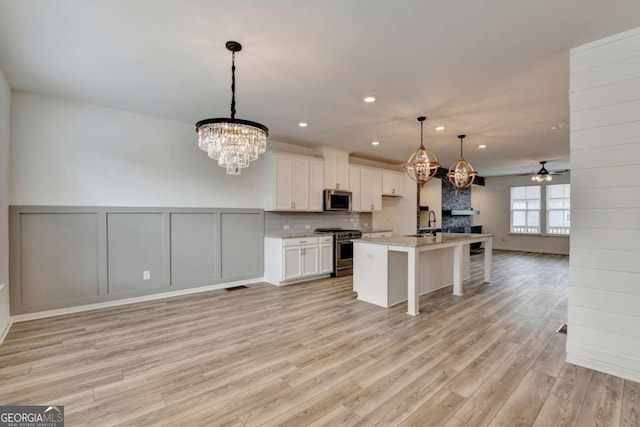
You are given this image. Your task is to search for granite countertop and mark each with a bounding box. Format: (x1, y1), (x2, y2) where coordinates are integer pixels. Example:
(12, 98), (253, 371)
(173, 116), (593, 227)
(356, 233), (493, 248)
(264, 231), (329, 238)
(265, 228), (393, 238)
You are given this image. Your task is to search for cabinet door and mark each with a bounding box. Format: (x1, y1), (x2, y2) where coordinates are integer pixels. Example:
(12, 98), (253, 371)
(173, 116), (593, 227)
(309, 160), (324, 211)
(274, 156), (293, 210)
(370, 168), (383, 211)
(383, 171), (404, 196)
(360, 168), (374, 211)
(349, 166), (361, 211)
(324, 155), (337, 189)
(392, 172), (404, 196)
(319, 243), (333, 274)
(283, 247), (302, 280)
(291, 158), (309, 210)
(301, 245), (319, 276)
(335, 155), (350, 191)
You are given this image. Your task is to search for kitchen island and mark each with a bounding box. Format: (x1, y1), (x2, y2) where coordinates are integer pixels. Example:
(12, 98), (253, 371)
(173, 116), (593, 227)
(353, 233), (493, 315)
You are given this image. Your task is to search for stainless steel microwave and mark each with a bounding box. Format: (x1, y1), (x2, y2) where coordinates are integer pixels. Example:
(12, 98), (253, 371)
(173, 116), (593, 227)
(324, 189), (352, 211)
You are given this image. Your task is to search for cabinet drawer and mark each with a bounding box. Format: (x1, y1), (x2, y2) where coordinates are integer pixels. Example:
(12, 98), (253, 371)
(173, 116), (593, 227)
(283, 237), (319, 247)
(319, 236), (333, 244)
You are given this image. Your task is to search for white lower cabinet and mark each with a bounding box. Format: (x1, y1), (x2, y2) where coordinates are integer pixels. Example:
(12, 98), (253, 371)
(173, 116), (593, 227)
(265, 236), (333, 285)
(320, 240), (333, 274)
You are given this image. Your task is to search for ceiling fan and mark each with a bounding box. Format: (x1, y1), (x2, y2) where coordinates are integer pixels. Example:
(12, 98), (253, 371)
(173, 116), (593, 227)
(525, 161), (568, 182)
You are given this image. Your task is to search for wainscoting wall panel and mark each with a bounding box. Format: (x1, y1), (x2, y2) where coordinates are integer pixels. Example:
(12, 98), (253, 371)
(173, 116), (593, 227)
(9, 206), (263, 315)
(107, 212), (165, 295)
(20, 213), (100, 307)
(170, 212), (217, 287)
(220, 212), (263, 280)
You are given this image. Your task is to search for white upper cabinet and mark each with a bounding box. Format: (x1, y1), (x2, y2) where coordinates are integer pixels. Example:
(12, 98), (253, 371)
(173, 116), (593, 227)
(313, 146), (350, 190)
(349, 166), (361, 211)
(264, 152), (324, 211)
(309, 160), (324, 211)
(350, 165), (382, 212)
(382, 170), (404, 196)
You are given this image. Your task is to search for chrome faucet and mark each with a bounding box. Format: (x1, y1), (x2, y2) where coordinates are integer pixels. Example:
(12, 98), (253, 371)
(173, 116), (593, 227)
(428, 210), (437, 229)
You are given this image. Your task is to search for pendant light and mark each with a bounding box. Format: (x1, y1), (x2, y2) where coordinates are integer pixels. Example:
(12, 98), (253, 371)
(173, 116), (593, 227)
(404, 116), (440, 186)
(447, 134), (478, 190)
(196, 41), (268, 175)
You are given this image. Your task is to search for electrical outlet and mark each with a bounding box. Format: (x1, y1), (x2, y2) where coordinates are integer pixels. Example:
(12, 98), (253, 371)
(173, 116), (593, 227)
(283, 224), (290, 230)
(305, 224), (311, 229)
(364, 222), (369, 227)
(143, 270), (150, 280)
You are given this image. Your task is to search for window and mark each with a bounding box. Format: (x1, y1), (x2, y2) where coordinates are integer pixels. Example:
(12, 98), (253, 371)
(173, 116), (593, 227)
(547, 184), (570, 235)
(510, 186), (541, 234)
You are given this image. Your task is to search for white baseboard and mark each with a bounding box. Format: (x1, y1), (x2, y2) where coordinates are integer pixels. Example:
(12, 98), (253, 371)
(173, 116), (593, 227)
(494, 246), (569, 256)
(11, 277), (266, 323)
(567, 345), (640, 383)
(0, 318), (12, 346)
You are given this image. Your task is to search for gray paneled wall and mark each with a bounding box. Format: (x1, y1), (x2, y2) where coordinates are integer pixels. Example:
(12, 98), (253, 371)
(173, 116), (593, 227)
(170, 213), (217, 287)
(9, 206), (263, 315)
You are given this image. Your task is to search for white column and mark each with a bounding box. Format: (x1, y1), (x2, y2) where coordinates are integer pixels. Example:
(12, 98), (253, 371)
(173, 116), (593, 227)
(407, 248), (420, 316)
(484, 237), (493, 282)
(452, 244), (463, 296)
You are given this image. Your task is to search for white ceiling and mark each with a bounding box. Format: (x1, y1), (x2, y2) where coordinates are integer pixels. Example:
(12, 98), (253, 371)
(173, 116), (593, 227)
(1, 0), (640, 176)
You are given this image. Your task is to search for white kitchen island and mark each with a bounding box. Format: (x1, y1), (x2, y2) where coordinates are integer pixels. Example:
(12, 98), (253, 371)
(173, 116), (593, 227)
(353, 233), (493, 316)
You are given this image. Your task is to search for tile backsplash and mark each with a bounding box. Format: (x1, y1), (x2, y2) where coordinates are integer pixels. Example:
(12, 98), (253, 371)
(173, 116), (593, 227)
(265, 211), (373, 233)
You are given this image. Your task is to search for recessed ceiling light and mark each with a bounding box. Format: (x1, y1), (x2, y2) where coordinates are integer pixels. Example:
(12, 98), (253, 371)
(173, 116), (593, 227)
(478, 144), (487, 149)
(371, 141), (380, 146)
(551, 126), (557, 130)
(435, 126), (445, 131)
(363, 96), (378, 103)
(298, 122), (308, 127)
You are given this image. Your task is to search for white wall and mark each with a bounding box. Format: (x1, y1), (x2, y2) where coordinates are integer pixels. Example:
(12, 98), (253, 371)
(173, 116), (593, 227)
(10, 92), (267, 207)
(568, 27), (640, 382)
(472, 174), (570, 255)
(420, 177), (442, 230)
(372, 175), (442, 235)
(0, 67), (11, 342)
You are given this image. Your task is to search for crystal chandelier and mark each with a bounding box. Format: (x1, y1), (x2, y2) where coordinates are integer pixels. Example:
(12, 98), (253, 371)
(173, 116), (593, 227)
(404, 116), (440, 186)
(196, 41), (268, 175)
(447, 134), (478, 190)
(532, 161), (553, 182)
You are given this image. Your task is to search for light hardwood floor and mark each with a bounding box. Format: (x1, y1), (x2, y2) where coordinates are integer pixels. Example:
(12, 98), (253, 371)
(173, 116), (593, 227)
(1, 251), (638, 426)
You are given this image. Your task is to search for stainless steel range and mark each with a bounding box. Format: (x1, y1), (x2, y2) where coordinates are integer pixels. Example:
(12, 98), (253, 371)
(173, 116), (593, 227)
(315, 228), (362, 277)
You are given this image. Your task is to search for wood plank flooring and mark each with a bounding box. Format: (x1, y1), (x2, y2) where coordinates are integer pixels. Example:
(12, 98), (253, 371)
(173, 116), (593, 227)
(1, 250), (638, 426)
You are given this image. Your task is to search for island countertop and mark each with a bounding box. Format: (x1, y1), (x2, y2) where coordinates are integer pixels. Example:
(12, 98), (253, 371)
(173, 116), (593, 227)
(357, 232), (493, 248)
(354, 232), (494, 316)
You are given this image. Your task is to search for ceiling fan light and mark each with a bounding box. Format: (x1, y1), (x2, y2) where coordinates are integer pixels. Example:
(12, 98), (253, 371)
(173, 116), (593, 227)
(530, 160), (555, 183)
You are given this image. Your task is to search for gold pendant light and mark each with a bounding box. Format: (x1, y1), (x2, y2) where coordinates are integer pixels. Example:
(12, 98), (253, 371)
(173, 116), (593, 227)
(447, 134), (478, 190)
(404, 116), (440, 186)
